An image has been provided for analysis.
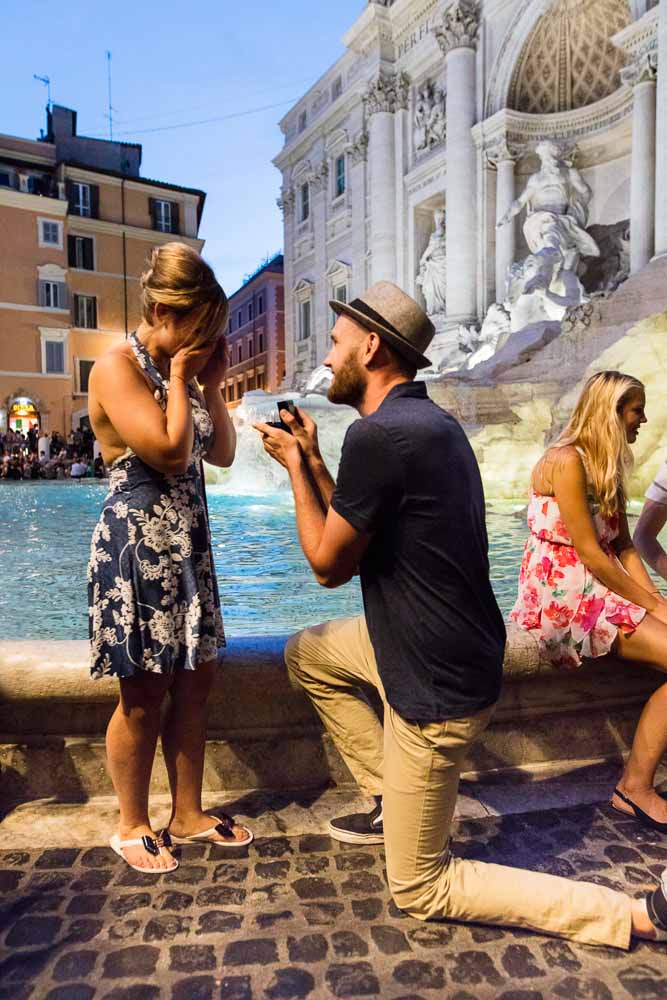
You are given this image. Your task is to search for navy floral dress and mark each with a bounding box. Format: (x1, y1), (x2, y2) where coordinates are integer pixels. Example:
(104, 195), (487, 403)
(88, 333), (225, 679)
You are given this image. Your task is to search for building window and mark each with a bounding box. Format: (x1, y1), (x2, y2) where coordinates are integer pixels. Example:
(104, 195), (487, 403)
(150, 198), (179, 234)
(247, 336), (254, 358)
(74, 294), (97, 329)
(238, 344), (243, 364)
(332, 76), (343, 101)
(72, 183), (91, 217)
(300, 182), (310, 222)
(0, 171), (11, 187)
(258, 332), (264, 353)
(258, 293), (264, 314)
(331, 283), (347, 327)
(78, 359), (94, 393)
(237, 309), (242, 328)
(334, 155), (346, 199)
(256, 370), (266, 390)
(45, 340), (65, 373)
(248, 301), (254, 321)
(38, 218), (63, 249)
(68, 235), (94, 270)
(39, 280), (66, 309)
(298, 110), (307, 133)
(299, 299), (311, 341)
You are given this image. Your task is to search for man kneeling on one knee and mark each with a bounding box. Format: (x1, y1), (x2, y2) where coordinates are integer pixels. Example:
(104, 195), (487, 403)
(253, 281), (667, 949)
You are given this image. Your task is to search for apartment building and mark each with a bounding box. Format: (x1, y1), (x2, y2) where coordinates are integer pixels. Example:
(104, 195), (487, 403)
(224, 253), (285, 408)
(0, 104), (206, 435)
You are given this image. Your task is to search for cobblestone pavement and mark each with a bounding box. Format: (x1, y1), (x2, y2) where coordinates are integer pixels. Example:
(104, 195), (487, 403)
(1, 800), (666, 999)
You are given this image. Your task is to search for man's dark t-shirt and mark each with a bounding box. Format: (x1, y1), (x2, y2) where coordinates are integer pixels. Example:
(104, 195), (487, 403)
(331, 381), (505, 722)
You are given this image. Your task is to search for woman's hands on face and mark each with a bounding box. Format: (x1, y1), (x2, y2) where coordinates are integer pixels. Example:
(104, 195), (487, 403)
(197, 338), (229, 390)
(171, 330), (217, 383)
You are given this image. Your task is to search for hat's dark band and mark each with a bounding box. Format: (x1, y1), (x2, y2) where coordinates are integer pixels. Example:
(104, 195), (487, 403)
(349, 298), (405, 342)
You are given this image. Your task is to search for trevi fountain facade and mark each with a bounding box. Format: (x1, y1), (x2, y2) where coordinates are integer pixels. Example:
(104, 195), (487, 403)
(273, 0), (667, 498)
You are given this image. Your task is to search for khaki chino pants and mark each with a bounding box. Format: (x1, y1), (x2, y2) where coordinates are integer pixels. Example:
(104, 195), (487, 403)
(285, 615), (632, 950)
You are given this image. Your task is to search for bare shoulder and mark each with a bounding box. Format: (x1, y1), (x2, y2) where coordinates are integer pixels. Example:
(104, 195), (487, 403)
(90, 343), (139, 383)
(551, 446), (587, 490)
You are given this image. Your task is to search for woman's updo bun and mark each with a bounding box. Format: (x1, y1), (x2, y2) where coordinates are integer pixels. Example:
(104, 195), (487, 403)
(141, 242), (228, 343)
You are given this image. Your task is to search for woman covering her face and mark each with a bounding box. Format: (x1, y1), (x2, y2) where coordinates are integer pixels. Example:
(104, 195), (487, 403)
(88, 242), (252, 873)
(511, 370), (667, 834)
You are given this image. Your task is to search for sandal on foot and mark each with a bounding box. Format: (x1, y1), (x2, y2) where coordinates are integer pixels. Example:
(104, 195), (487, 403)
(110, 831), (178, 873)
(646, 870), (667, 941)
(168, 813), (253, 848)
(612, 788), (667, 834)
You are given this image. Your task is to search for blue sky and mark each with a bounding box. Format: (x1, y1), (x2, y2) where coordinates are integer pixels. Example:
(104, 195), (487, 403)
(2, 0), (365, 294)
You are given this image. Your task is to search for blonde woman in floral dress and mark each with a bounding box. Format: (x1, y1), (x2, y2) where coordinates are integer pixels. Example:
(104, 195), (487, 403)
(511, 371), (667, 834)
(88, 243), (252, 873)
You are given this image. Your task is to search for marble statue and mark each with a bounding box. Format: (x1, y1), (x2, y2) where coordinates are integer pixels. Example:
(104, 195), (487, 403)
(413, 82), (446, 152)
(413, 87), (429, 151)
(464, 304), (512, 370)
(303, 364), (333, 395)
(496, 140), (600, 329)
(417, 209), (447, 316)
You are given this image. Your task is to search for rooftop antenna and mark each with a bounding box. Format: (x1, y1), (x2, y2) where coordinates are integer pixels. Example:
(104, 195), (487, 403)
(104, 51), (114, 140)
(33, 74), (52, 110)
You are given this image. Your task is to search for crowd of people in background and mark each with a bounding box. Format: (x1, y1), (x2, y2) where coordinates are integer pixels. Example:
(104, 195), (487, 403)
(0, 425), (106, 481)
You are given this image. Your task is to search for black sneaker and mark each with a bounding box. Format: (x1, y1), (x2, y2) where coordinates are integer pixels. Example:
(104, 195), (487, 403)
(327, 801), (383, 844)
(646, 870), (667, 942)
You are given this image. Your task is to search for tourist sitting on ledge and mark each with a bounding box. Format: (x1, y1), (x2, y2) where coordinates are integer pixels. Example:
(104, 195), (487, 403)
(511, 371), (667, 838)
(255, 285), (667, 950)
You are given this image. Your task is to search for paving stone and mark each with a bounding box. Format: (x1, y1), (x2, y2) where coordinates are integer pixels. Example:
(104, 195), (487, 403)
(256, 860), (291, 880)
(5, 915), (62, 947)
(196, 885), (245, 906)
(255, 909), (294, 929)
(115, 868), (162, 888)
(340, 872), (384, 895)
(153, 889), (194, 911)
(351, 898), (383, 921)
(0, 850), (30, 865)
(604, 845), (643, 864)
(568, 854), (612, 872)
(370, 925), (411, 955)
(540, 940), (582, 973)
(197, 909), (243, 933)
(27, 872), (70, 891)
(264, 967), (315, 999)
(143, 914), (192, 941)
(295, 856), (330, 875)
(52, 949), (98, 982)
(169, 864), (208, 885)
(109, 918), (142, 941)
(332, 930), (369, 958)
(213, 862), (249, 884)
(497, 993), (544, 1000)
(0, 952), (50, 983)
(501, 945), (546, 979)
(287, 934), (329, 963)
(80, 848), (114, 868)
(21, 892), (64, 912)
(254, 837), (294, 858)
(175, 844), (208, 862)
(0, 869), (24, 891)
(71, 869), (114, 892)
(387, 898), (408, 920)
(299, 835), (332, 853)
(171, 976), (215, 1000)
(101, 987), (161, 1000)
(46, 988), (95, 1000)
(624, 865), (653, 886)
(111, 892), (152, 917)
(0, 988), (33, 1000)
(291, 876), (338, 899)
(169, 944), (217, 973)
(406, 924), (456, 948)
(470, 927), (504, 943)
(392, 959), (446, 991)
(617, 964), (667, 999)
(35, 848), (80, 869)
(102, 946), (159, 979)
(219, 976), (252, 1000)
(326, 961), (381, 996)
(67, 918), (103, 942)
(448, 950), (505, 987)
(553, 977), (614, 1000)
(334, 853), (375, 872)
(301, 901), (345, 925)
(224, 938), (280, 966)
(252, 882), (289, 903)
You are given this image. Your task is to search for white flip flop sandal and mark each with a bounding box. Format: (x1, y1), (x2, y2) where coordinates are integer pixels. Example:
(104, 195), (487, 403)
(110, 831), (179, 873)
(168, 813), (254, 848)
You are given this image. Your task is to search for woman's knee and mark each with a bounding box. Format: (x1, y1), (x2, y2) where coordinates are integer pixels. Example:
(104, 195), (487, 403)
(119, 674), (170, 720)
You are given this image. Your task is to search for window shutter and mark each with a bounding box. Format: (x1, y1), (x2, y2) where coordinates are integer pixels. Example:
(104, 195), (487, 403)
(170, 202), (180, 235)
(67, 235), (76, 267)
(66, 180), (76, 213)
(89, 184), (100, 219)
(83, 238), (94, 271)
(91, 296), (97, 328)
(58, 283), (68, 309)
(148, 197), (157, 229)
(38, 280), (46, 307)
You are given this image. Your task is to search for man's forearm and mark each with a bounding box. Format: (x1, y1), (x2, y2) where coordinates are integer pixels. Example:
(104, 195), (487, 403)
(307, 454), (336, 509)
(288, 451), (327, 568)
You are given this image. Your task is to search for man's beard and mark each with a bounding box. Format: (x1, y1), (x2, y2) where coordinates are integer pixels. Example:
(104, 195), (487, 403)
(327, 351), (367, 407)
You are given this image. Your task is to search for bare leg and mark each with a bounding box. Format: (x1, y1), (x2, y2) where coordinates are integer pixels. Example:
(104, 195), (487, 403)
(106, 672), (174, 870)
(613, 614), (667, 824)
(162, 661), (251, 844)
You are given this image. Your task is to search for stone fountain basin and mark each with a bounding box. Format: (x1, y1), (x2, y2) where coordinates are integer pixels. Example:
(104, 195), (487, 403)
(0, 626), (662, 804)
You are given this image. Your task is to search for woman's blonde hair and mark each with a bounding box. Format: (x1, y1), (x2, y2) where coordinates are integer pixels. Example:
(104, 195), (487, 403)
(140, 242), (228, 345)
(554, 370), (644, 517)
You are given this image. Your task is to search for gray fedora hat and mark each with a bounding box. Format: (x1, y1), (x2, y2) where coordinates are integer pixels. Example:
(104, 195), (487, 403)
(330, 281), (435, 369)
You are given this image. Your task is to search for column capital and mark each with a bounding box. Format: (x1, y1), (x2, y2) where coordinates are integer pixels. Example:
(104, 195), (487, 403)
(310, 160), (329, 194)
(363, 71), (410, 116)
(348, 130), (369, 165)
(621, 45), (658, 87)
(435, 1), (480, 57)
(277, 186), (295, 218)
(485, 138), (524, 168)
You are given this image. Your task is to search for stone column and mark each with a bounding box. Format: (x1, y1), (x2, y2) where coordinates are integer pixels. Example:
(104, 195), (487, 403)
(310, 160), (329, 367)
(436, 0), (480, 326)
(488, 140), (519, 301)
(277, 186), (296, 386)
(348, 131), (369, 298)
(622, 51), (657, 271)
(654, 0), (667, 256)
(364, 72), (409, 284)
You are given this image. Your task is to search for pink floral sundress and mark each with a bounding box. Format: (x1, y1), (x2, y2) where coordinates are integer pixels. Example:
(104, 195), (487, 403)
(510, 492), (646, 669)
